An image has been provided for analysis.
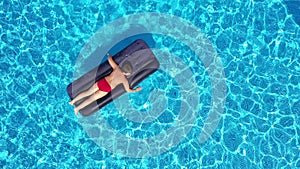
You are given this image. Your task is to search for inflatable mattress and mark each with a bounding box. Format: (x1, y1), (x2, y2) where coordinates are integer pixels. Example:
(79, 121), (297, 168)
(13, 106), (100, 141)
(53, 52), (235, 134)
(66, 39), (160, 116)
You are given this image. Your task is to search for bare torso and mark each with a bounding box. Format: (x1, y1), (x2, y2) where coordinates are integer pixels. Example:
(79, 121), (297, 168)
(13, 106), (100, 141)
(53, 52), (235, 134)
(105, 67), (127, 89)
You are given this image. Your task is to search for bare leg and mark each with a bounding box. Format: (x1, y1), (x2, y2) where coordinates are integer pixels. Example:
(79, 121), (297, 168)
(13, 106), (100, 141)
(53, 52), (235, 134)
(74, 90), (108, 115)
(69, 83), (99, 105)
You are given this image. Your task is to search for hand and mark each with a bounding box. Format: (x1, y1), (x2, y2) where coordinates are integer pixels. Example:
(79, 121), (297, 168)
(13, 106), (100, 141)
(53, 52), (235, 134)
(107, 53), (112, 57)
(135, 87), (142, 92)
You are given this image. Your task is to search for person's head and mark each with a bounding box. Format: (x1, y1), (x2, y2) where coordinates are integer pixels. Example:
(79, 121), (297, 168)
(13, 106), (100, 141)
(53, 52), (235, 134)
(120, 61), (133, 76)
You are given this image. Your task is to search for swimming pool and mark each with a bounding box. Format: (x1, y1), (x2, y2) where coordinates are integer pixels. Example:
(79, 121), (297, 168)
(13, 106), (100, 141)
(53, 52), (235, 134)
(1, 0), (299, 168)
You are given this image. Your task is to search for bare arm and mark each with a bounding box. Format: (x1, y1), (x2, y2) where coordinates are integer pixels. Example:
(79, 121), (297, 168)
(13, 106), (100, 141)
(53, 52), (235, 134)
(123, 79), (142, 93)
(107, 53), (118, 69)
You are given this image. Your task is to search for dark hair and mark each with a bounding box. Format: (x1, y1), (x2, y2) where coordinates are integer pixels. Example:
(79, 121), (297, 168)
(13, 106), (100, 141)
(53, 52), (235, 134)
(120, 61), (133, 74)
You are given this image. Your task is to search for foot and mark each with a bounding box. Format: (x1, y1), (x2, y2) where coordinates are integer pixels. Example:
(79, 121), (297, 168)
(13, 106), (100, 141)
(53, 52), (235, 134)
(69, 100), (75, 105)
(74, 108), (79, 115)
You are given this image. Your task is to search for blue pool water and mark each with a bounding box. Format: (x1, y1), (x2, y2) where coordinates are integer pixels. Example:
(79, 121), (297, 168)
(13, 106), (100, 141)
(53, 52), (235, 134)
(1, 0), (300, 168)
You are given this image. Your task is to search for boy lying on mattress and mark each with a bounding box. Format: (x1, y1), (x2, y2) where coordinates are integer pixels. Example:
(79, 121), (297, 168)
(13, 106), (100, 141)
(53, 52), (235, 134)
(69, 53), (142, 115)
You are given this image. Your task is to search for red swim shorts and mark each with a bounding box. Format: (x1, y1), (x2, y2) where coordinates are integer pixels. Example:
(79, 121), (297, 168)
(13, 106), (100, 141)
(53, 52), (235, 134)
(97, 78), (112, 92)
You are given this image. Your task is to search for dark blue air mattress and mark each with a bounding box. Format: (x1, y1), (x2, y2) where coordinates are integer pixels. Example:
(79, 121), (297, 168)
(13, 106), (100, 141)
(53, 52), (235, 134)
(66, 39), (159, 116)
